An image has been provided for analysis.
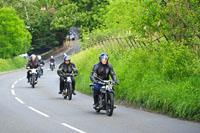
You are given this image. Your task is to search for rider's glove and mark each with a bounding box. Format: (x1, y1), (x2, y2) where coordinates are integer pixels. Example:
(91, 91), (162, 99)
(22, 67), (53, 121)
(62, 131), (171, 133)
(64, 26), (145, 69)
(74, 73), (78, 76)
(93, 80), (98, 84)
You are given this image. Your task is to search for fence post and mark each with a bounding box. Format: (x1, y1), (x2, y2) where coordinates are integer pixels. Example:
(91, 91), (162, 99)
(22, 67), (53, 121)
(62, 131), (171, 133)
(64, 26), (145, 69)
(128, 38), (135, 48)
(133, 39), (139, 48)
(125, 38), (132, 48)
(119, 38), (126, 48)
(156, 38), (160, 43)
(138, 41), (144, 49)
(163, 34), (168, 42)
(142, 42), (146, 46)
(116, 38), (122, 46)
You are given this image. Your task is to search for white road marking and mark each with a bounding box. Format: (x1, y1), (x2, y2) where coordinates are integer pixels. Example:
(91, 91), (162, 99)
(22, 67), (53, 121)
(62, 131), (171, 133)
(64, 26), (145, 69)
(11, 89), (15, 96)
(28, 106), (50, 118)
(12, 76), (86, 132)
(11, 85), (15, 89)
(15, 97), (24, 104)
(61, 123), (86, 133)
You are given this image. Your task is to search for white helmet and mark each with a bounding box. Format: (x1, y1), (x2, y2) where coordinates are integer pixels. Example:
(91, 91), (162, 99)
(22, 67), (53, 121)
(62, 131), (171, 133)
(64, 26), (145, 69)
(63, 53), (67, 56)
(31, 54), (36, 58)
(64, 55), (71, 61)
(51, 56), (53, 58)
(38, 55), (41, 60)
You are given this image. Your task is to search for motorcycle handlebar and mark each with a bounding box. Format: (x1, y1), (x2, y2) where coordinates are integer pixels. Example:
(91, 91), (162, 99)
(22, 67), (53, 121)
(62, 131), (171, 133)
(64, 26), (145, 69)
(89, 80), (119, 86)
(62, 73), (77, 77)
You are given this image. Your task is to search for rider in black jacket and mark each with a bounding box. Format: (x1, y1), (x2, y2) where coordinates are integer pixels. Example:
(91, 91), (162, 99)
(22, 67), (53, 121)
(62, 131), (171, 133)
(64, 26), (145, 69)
(57, 55), (78, 95)
(90, 53), (119, 107)
(38, 55), (45, 76)
(26, 54), (40, 82)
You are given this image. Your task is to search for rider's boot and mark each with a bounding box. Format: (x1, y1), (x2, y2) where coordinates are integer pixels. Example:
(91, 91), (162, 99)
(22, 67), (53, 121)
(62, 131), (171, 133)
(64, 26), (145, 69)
(72, 89), (76, 95)
(58, 87), (63, 94)
(27, 78), (30, 83)
(93, 95), (99, 108)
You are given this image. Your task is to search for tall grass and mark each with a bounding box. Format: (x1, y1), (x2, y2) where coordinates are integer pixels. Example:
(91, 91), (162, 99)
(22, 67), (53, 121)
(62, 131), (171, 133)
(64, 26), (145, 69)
(0, 56), (27, 72)
(72, 39), (200, 121)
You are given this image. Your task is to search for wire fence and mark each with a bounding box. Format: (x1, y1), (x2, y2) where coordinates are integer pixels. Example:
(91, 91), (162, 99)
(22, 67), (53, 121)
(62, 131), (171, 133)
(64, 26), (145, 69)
(92, 34), (200, 56)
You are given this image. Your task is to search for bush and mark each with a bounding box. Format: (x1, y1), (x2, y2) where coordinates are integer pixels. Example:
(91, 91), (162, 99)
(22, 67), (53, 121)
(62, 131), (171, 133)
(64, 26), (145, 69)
(72, 39), (200, 121)
(0, 56), (27, 72)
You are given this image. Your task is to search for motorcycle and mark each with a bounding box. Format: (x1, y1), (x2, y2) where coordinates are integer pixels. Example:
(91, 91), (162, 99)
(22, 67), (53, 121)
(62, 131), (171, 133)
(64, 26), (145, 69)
(62, 73), (75, 100)
(29, 68), (38, 88)
(89, 77), (119, 116)
(50, 62), (55, 71)
(38, 64), (44, 78)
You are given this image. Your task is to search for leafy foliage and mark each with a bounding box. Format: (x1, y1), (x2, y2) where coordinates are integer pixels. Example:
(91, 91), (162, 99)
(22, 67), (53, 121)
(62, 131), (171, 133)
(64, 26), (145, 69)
(80, 0), (200, 48)
(0, 7), (31, 58)
(0, 0), (109, 54)
(28, 11), (59, 54)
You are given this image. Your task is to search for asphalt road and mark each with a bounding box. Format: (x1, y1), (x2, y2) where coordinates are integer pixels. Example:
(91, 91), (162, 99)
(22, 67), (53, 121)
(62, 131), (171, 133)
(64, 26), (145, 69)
(0, 40), (200, 133)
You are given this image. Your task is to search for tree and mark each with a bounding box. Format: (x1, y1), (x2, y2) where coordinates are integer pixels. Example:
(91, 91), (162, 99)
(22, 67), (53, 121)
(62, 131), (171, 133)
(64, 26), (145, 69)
(28, 10), (59, 54)
(0, 7), (31, 58)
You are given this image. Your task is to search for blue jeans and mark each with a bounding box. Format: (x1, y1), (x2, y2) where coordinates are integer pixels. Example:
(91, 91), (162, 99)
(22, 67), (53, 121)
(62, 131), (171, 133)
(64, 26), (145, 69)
(93, 84), (102, 95)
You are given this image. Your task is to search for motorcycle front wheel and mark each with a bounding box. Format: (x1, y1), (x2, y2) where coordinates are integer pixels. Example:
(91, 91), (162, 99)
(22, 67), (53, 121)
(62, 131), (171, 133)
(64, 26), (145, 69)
(63, 89), (67, 99)
(106, 93), (114, 116)
(31, 76), (35, 88)
(67, 83), (72, 100)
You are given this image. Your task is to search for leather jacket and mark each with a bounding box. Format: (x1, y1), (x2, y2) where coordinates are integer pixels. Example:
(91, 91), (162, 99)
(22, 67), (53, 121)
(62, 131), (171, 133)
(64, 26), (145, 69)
(57, 62), (78, 76)
(26, 60), (40, 69)
(90, 62), (117, 83)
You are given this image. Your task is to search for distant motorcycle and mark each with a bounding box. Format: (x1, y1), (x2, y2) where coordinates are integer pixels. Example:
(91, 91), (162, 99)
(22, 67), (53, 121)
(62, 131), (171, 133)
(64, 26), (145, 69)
(29, 68), (38, 88)
(89, 77), (119, 116)
(62, 73), (76, 100)
(50, 62), (55, 71)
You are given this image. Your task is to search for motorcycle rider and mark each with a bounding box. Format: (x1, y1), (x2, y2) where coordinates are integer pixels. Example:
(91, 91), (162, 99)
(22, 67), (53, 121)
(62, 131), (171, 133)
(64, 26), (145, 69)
(26, 54), (40, 82)
(37, 55), (45, 76)
(57, 55), (78, 95)
(90, 53), (119, 108)
(49, 56), (55, 68)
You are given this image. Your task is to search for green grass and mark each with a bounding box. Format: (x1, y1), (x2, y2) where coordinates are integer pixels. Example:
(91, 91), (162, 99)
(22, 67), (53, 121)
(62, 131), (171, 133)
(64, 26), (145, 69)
(72, 39), (200, 121)
(0, 56), (27, 72)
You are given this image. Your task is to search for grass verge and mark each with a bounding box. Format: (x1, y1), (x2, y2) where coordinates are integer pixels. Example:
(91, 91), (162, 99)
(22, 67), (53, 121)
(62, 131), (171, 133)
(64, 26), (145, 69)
(72, 39), (200, 121)
(0, 56), (27, 72)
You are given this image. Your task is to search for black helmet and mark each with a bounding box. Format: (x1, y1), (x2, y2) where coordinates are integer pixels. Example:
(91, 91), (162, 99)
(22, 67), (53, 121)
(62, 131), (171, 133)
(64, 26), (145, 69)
(99, 53), (109, 62)
(64, 55), (71, 62)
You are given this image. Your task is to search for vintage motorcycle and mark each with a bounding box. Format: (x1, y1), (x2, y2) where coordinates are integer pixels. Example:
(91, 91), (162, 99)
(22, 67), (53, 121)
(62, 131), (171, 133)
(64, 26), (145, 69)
(62, 73), (76, 100)
(50, 62), (55, 71)
(89, 77), (119, 116)
(28, 68), (38, 88)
